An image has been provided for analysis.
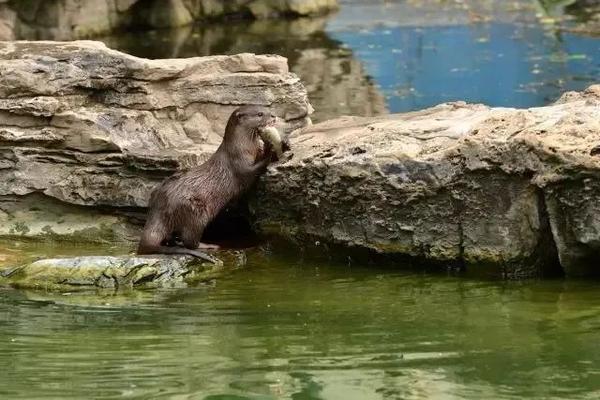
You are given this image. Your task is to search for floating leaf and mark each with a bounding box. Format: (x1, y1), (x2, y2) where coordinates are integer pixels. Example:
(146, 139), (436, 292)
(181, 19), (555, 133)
(569, 54), (587, 60)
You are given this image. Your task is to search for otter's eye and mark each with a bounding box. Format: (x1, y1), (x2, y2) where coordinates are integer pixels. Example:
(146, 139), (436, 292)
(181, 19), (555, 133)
(258, 112), (263, 117)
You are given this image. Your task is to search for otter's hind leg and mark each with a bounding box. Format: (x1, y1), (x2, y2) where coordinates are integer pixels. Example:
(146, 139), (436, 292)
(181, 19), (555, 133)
(138, 214), (218, 263)
(181, 225), (220, 251)
(138, 216), (169, 255)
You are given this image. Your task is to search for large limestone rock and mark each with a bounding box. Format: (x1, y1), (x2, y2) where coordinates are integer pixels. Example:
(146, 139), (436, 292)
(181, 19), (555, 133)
(0, 0), (339, 40)
(251, 85), (600, 277)
(0, 40), (311, 241)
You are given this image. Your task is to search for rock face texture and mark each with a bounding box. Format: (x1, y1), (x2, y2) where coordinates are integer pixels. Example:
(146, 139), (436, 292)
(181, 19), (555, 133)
(252, 85), (600, 277)
(0, 40), (312, 241)
(0, 253), (246, 290)
(0, 0), (339, 40)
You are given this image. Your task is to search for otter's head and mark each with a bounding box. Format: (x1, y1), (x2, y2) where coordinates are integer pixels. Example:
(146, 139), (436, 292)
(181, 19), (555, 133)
(230, 105), (276, 132)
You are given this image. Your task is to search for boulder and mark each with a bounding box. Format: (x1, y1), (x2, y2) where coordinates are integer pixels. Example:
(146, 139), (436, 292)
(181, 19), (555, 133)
(251, 85), (600, 277)
(0, 252), (248, 290)
(0, 40), (311, 241)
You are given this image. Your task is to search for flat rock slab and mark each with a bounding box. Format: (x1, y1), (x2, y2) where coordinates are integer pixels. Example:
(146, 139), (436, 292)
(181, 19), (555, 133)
(0, 253), (245, 290)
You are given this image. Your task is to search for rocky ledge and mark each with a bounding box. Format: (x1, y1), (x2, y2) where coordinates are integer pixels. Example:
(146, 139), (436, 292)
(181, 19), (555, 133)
(0, 252), (248, 290)
(252, 85), (600, 277)
(2, 40), (600, 279)
(0, 40), (311, 242)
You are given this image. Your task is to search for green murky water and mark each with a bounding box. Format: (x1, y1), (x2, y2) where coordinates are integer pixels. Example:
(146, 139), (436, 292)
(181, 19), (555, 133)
(1, 1), (600, 398)
(2, 247), (600, 399)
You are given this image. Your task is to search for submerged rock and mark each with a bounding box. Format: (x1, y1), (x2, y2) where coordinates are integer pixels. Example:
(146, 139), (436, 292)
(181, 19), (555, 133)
(0, 40), (311, 242)
(252, 85), (600, 277)
(0, 253), (247, 290)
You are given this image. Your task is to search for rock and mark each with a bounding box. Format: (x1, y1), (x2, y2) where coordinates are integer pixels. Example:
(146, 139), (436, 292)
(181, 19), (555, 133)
(0, 252), (247, 290)
(0, 194), (139, 243)
(0, 0), (339, 39)
(0, 40), (311, 241)
(251, 85), (600, 277)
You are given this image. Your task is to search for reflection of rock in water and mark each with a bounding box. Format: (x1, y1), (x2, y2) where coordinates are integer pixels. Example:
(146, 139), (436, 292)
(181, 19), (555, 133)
(0, 2), (16, 40)
(0, 1), (386, 120)
(0, 0), (121, 40)
(0, 0), (338, 40)
(564, 0), (600, 34)
(293, 47), (387, 121)
(102, 18), (388, 122)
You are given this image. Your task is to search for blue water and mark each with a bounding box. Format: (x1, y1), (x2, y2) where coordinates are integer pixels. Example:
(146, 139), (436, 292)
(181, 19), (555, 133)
(331, 22), (599, 112)
(99, 3), (599, 121)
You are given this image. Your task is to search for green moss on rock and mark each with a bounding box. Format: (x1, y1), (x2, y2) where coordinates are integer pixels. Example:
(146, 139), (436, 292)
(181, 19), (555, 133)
(0, 253), (246, 291)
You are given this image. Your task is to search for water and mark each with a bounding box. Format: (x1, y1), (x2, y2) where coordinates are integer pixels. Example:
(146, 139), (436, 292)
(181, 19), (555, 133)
(97, 0), (599, 122)
(331, 23), (599, 111)
(2, 253), (600, 399)
(2, 2), (600, 398)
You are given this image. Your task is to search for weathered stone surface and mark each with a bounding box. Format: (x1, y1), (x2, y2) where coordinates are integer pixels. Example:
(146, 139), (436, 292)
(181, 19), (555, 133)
(0, 0), (339, 40)
(0, 194), (139, 242)
(0, 40), (311, 241)
(0, 253), (247, 290)
(251, 85), (600, 277)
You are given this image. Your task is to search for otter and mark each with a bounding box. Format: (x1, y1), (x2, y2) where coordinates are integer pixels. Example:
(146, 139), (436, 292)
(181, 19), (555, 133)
(137, 105), (276, 262)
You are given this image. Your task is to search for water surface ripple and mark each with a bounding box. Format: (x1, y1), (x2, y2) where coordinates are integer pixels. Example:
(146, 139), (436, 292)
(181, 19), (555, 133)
(2, 258), (600, 399)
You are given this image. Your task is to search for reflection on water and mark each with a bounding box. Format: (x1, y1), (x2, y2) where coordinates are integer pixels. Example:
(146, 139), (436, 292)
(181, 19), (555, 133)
(99, 17), (387, 123)
(95, 1), (598, 122)
(0, 2), (599, 398)
(2, 256), (600, 399)
(331, 23), (599, 111)
(0, 1), (597, 121)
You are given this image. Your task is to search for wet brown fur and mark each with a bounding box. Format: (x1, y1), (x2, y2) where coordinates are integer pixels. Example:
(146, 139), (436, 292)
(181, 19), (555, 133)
(137, 105), (275, 262)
